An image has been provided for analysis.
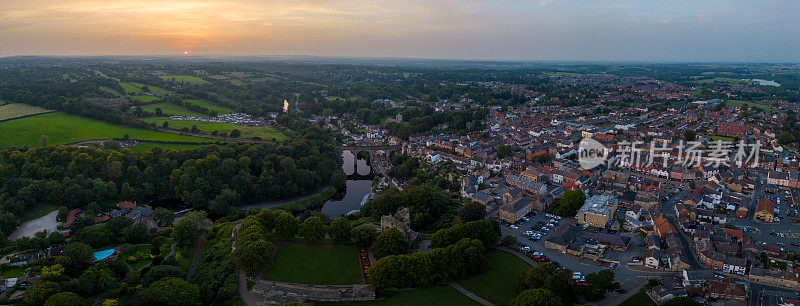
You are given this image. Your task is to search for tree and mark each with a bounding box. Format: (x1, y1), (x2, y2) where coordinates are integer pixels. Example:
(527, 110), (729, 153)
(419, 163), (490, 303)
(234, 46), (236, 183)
(275, 212), (300, 239)
(25, 281), (61, 305)
(40, 264), (67, 282)
(330, 170), (347, 190)
(153, 207), (175, 226)
(162, 121), (169, 129)
(127, 222), (149, 243)
(58, 242), (94, 274)
(550, 189), (586, 217)
(143, 265), (185, 285)
(173, 212), (209, 247)
(234, 239), (273, 272)
(351, 225), (377, 248)
(373, 227), (408, 258)
(298, 217), (326, 242)
(515, 263), (572, 304)
(75, 224), (110, 247)
(512, 289), (562, 306)
(328, 217), (352, 243)
(459, 201), (487, 222)
(140, 277), (201, 306)
(44, 292), (89, 306)
(78, 263), (117, 294)
(585, 269), (617, 291)
(430, 220), (499, 249)
(502, 235), (517, 246)
(230, 129), (241, 138)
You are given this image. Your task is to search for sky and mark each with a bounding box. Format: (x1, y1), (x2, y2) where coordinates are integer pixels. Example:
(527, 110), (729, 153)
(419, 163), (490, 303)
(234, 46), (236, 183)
(1, 0), (799, 62)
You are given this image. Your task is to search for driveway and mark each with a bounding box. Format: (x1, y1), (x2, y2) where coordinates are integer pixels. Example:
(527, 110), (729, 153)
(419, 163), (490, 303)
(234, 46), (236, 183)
(9, 210), (59, 240)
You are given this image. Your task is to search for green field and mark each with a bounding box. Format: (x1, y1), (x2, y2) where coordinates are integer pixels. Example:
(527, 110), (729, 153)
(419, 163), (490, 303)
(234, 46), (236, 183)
(0, 103), (53, 121)
(456, 249), (532, 306)
(689, 76), (756, 85)
(0, 112), (214, 148)
(99, 86), (123, 97)
(619, 292), (656, 306)
(130, 95), (161, 103)
(120, 82), (144, 94)
(142, 118), (287, 140)
(724, 100), (773, 111)
(709, 135), (735, 142)
(262, 243), (362, 285)
(183, 99), (233, 114)
(159, 75), (210, 85)
(130, 82), (172, 94)
(128, 142), (205, 152)
(229, 79), (246, 86)
(318, 286), (480, 306)
(0, 100), (7, 105)
(687, 89), (702, 95)
(140, 102), (204, 116)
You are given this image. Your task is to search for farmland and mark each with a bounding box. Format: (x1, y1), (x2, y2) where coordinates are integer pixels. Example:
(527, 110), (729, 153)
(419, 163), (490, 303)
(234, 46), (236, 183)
(183, 99), (233, 114)
(0, 103), (54, 121)
(119, 82), (144, 94)
(141, 118), (287, 140)
(0, 112), (214, 148)
(689, 76), (756, 85)
(158, 75), (210, 85)
(130, 82), (173, 94)
(140, 102), (204, 116)
(130, 95), (161, 103)
(99, 86), (123, 97)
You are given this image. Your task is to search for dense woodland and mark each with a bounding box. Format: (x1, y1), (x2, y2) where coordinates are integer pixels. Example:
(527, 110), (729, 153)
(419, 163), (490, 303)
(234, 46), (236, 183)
(0, 125), (341, 238)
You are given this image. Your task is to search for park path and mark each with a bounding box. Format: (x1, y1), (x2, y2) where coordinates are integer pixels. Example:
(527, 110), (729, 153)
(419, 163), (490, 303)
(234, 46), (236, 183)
(450, 282), (495, 306)
(232, 222), (259, 306)
(186, 231), (206, 281)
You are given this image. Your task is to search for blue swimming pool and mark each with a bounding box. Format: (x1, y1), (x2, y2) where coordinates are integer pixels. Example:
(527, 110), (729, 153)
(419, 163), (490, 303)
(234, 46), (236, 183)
(92, 249), (115, 262)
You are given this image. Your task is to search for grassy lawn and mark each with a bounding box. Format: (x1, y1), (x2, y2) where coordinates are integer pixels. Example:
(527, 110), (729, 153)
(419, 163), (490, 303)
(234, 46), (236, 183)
(159, 75), (210, 85)
(687, 89), (702, 95)
(120, 82), (144, 94)
(142, 118), (287, 140)
(709, 135), (735, 142)
(724, 99), (773, 111)
(1, 268), (25, 279)
(0, 112), (214, 148)
(318, 286), (479, 306)
(619, 292), (656, 306)
(128, 142), (205, 152)
(129, 82), (173, 94)
(0, 103), (53, 121)
(130, 95), (161, 103)
(21, 203), (59, 222)
(262, 243), (362, 285)
(183, 99), (233, 114)
(141, 102), (205, 116)
(456, 249), (532, 306)
(100, 86), (123, 97)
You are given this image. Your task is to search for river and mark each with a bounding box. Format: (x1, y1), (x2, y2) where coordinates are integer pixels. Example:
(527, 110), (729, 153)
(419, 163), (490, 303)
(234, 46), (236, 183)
(321, 150), (373, 217)
(236, 150), (373, 217)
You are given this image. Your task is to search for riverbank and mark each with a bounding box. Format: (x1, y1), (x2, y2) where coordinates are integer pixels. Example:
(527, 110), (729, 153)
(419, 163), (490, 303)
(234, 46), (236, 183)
(235, 185), (331, 211)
